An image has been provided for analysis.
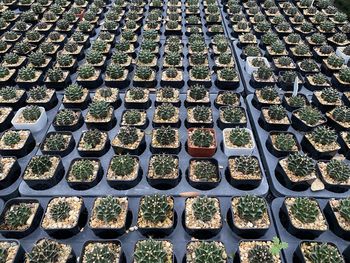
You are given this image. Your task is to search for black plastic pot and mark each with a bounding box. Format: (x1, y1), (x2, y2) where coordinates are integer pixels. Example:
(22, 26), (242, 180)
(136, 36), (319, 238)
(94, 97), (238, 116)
(258, 108), (290, 131)
(63, 95), (91, 110)
(266, 131), (301, 158)
(77, 133), (110, 157)
(45, 73), (72, 90)
(112, 133), (146, 155)
(316, 161), (349, 193)
(41, 197), (87, 239)
(0, 91), (27, 111)
(66, 158), (103, 191)
(40, 131), (76, 157)
(282, 93), (309, 112)
(312, 93), (339, 113)
(0, 198), (43, 238)
(186, 158), (221, 190)
(52, 109), (84, 132)
(0, 130), (35, 158)
(291, 110), (326, 132)
(294, 241), (344, 263)
(23, 156), (64, 190)
(324, 201), (350, 241)
(0, 109), (14, 132)
(301, 135), (339, 160)
(0, 157), (20, 190)
(252, 92), (281, 110)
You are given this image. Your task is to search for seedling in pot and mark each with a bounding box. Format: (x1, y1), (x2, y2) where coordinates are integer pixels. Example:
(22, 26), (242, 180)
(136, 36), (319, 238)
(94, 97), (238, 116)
(0, 199), (42, 238)
(137, 194), (175, 237)
(0, 86), (26, 110)
(26, 86), (58, 110)
(124, 87), (151, 109)
(186, 105), (213, 128)
(332, 67), (350, 91)
(185, 241), (227, 263)
(53, 109), (83, 131)
(77, 129), (109, 157)
(134, 66), (156, 87)
(41, 131), (75, 157)
(0, 130), (35, 158)
(151, 126), (180, 154)
(134, 239), (174, 263)
(112, 126), (145, 155)
(327, 105), (350, 130)
(301, 125), (340, 159)
(85, 101), (115, 131)
(93, 87), (120, 107)
(12, 105), (47, 133)
(147, 154), (179, 189)
(238, 240), (283, 263)
(153, 103), (180, 127)
(187, 128), (217, 157)
(292, 106), (326, 131)
(218, 106), (247, 129)
(188, 158), (220, 190)
(25, 238), (75, 263)
(230, 195), (270, 237)
(63, 84), (90, 110)
(251, 65), (276, 88)
(88, 196), (128, 238)
(260, 105), (290, 131)
(186, 84), (210, 106)
(41, 196), (85, 239)
(267, 132), (300, 157)
(80, 240), (124, 263)
(325, 197), (350, 240)
(16, 66), (42, 88)
(296, 241), (345, 263)
(23, 155), (63, 190)
(223, 127), (255, 156)
(155, 86), (180, 106)
(253, 86), (281, 109)
(77, 64), (102, 88)
(185, 196), (222, 238)
(282, 197), (328, 238)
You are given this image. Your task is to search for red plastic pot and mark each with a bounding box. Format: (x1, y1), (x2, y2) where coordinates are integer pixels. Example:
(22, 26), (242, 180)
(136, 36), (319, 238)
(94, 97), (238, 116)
(187, 128), (217, 157)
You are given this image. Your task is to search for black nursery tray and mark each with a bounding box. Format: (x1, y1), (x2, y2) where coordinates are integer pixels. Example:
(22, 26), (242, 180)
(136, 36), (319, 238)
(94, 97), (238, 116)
(0, 95), (63, 200)
(271, 198), (350, 263)
(19, 93), (269, 197)
(246, 94), (350, 198)
(0, 196), (283, 263)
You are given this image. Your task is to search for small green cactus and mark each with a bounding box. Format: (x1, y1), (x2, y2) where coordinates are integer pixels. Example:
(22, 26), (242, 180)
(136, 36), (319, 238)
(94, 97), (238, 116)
(110, 155), (136, 176)
(326, 54), (344, 68)
(5, 203), (31, 228)
(3, 53), (19, 65)
(228, 128), (251, 147)
(78, 64), (95, 79)
(44, 133), (67, 151)
(190, 129), (214, 148)
(47, 68), (64, 82)
(339, 198), (350, 222)
(112, 51), (129, 65)
(256, 66), (273, 80)
(193, 242), (225, 263)
(288, 95), (305, 108)
(22, 105), (41, 121)
(138, 50), (154, 64)
(64, 84), (84, 101)
(140, 194), (170, 223)
(287, 153), (315, 177)
(248, 245), (274, 263)
(237, 195), (266, 221)
(291, 197), (319, 223)
(50, 200), (71, 222)
(156, 103), (176, 120)
(192, 105), (210, 122)
(274, 133), (296, 152)
(84, 245), (115, 263)
(117, 127), (139, 145)
(260, 86), (278, 101)
(134, 240), (167, 263)
(192, 66), (209, 80)
(95, 196), (122, 223)
(28, 155), (52, 175)
(82, 129), (102, 149)
(326, 159), (350, 183)
(309, 126), (337, 146)
(235, 156), (259, 175)
(339, 68), (350, 83)
(165, 52), (181, 66)
(86, 50), (104, 65)
(29, 51), (46, 67)
(159, 86), (175, 99)
(189, 84), (207, 100)
(28, 86), (47, 101)
(106, 64), (124, 79)
(55, 109), (76, 126)
(18, 66), (36, 81)
(192, 161), (217, 181)
(165, 67), (178, 78)
(88, 101), (110, 119)
(2, 131), (21, 147)
(128, 87), (145, 101)
(222, 107), (244, 123)
(267, 105), (287, 121)
(297, 106), (323, 126)
(124, 110), (142, 125)
(154, 126), (176, 146)
(71, 159), (94, 181)
(0, 247), (8, 263)
(192, 197), (218, 222)
(305, 243), (343, 263)
(151, 154), (176, 177)
(219, 67), (238, 81)
(26, 239), (60, 263)
(135, 66), (153, 80)
(98, 87), (112, 98)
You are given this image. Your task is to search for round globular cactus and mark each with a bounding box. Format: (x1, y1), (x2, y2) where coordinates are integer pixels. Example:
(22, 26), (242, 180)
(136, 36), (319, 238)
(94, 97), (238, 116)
(165, 67), (178, 79)
(140, 194), (170, 223)
(28, 155), (52, 175)
(235, 156), (259, 175)
(287, 153), (315, 177)
(45, 133), (67, 151)
(2, 131), (21, 147)
(309, 125), (337, 146)
(94, 196), (122, 223)
(135, 66), (153, 80)
(134, 239), (167, 263)
(112, 51), (129, 65)
(154, 126), (176, 145)
(256, 66), (273, 80)
(165, 52), (181, 66)
(22, 105), (41, 121)
(3, 53), (19, 65)
(117, 126), (139, 145)
(86, 50), (104, 65)
(128, 87), (145, 101)
(332, 106), (350, 123)
(5, 203), (31, 228)
(237, 195), (266, 222)
(26, 239), (59, 263)
(124, 110), (142, 125)
(305, 243), (343, 263)
(192, 197), (218, 222)
(339, 67), (350, 83)
(29, 51), (46, 67)
(47, 68), (64, 82)
(260, 86), (279, 102)
(88, 101), (110, 119)
(192, 66), (209, 80)
(64, 84), (84, 101)
(192, 105), (210, 122)
(228, 128), (251, 147)
(320, 87), (340, 103)
(193, 242), (226, 263)
(151, 154), (176, 177)
(267, 105), (287, 121)
(190, 129), (214, 147)
(339, 198), (350, 222)
(274, 133), (296, 152)
(83, 129), (102, 149)
(219, 67), (238, 81)
(84, 244), (115, 263)
(55, 109), (76, 126)
(248, 245), (274, 263)
(189, 84), (207, 100)
(78, 64), (96, 80)
(192, 161), (217, 181)
(291, 197), (319, 223)
(28, 86), (47, 101)
(297, 106), (323, 126)
(222, 107), (244, 123)
(0, 86), (17, 101)
(18, 66), (36, 81)
(98, 87), (112, 98)
(326, 159), (350, 183)
(71, 159), (94, 181)
(156, 103), (176, 120)
(50, 200), (71, 222)
(106, 64), (124, 79)
(110, 154), (136, 176)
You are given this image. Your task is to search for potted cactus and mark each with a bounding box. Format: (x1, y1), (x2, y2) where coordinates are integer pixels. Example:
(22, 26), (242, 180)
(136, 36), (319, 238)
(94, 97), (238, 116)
(93, 87), (120, 107)
(266, 131), (300, 157)
(229, 195), (270, 237)
(186, 84), (210, 106)
(104, 63), (129, 88)
(189, 65), (211, 87)
(187, 128), (217, 157)
(85, 101), (116, 131)
(55, 53), (77, 72)
(150, 126), (180, 154)
(62, 41), (84, 58)
(124, 87), (151, 109)
(325, 198), (350, 240)
(16, 66), (43, 89)
(112, 126), (145, 155)
(45, 67), (70, 90)
(0, 107), (13, 132)
(301, 125), (340, 159)
(40, 131), (75, 157)
(184, 196), (222, 238)
(273, 56), (296, 72)
(298, 59), (320, 75)
(322, 54), (345, 76)
(147, 154), (180, 189)
(238, 240), (283, 263)
(11, 105), (47, 133)
(0, 65), (15, 85)
(278, 70), (303, 91)
(214, 91), (240, 109)
(80, 240), (124, 263)
(25, 238), (75, 263)
(153, 103), (180, 127)
(137, 194), (175, 237)
(121, 109), (148, 129)
(250, 65), (276, 88)
(291, 106), (326, 131)
(2, 53), (27, 69)
(161, 67), (184, 87)
(296, 241), (345, 263)
(134, 239), (174, 263)
(27, 51), (51, 69)
(185, 241), (227, 263)
(41, 196), (86, 239)
(336, 46), (350, 64)
(186, 105), (213, 128)
(218, 106), (247, 129)
(223, 127), (255, 156)
(53, 109), (83, 131)
(313, 87), (342, 113)
(0, 130), (35, 158)
(0, 240), (24, 263)
(276, 151), (318, 190)
(133, 66), (156, 87)
(0, 198), (43, 238)
(63, 84), (91, 110)
(305, 72), (331, 91)
(216, 67), (240, 89)
(282, 197), (328, 238)
(282, 93), (308, 111)
(253, 86), (281, 109)
(26, 86), (58, 110)
(314, 44), (334, 61)
(65, 157), (102, 189)
(188, 158), (220, 190)
(77, 64), (102, 88)
(317, 158), (350, 192)
(23, 155), (64, 190)
(326, 105), (350, 130)
(260, 105), (290, 131)
(332, 67), (350, 91)
(0, 156), (20, 189)
(246, 57), (270, 75)
(78, 129), (109, 156)
(106, 154), (141, 190)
